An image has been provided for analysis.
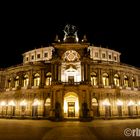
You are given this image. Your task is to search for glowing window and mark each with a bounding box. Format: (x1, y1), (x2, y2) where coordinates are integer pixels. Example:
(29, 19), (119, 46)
(92, 98), (98, 106)
(132, 77), (135, 87)
(91, 72), (97, 86)
(102, 73), (109, 86)
(15, 76), (19, 87)
(45, 98), (51, 106)
(124, 75), (129, 87)
(23, 74), (29, 87)
(45, 72), (52, 86)
(114, 74), (120, 86)
(34, 73), (40, 86)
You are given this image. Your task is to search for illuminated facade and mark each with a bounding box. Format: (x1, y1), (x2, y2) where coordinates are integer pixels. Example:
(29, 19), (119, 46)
(0, 24), (140, 120)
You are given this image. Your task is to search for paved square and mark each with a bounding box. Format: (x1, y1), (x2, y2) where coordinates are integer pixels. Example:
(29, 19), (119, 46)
(0, 119), (140, 140)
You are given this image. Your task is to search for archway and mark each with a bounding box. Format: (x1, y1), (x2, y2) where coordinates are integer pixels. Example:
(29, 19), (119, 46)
(64, 92), (79, 118)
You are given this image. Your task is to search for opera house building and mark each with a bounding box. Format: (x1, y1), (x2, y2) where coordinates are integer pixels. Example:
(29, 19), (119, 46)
(0, 25), (140, 120)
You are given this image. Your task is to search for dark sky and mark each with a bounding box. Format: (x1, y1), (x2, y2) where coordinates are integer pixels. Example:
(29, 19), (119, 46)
(0, 2), (139, 68)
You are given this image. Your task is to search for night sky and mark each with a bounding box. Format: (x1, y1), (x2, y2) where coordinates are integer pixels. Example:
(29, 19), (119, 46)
(0, 3), (139, 68)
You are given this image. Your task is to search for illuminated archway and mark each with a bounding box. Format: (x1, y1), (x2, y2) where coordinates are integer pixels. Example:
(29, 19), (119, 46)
(64, 92), (79, 118)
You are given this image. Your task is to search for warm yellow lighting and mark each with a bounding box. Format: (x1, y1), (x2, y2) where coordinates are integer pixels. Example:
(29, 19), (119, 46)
(20, 100), (27, 106)
(102, 99), (111, 106)
(64, 92), (79, 117)
(75, 100), (79, 112)
(8, 100), (16, 106)
(116, 100), (123, 106)
(92, 98), (98, 106)
(45, 98), (51, 106)
(32, 99), (40, 106)
(128, 100), (135, 106)
(64, 100), (67, 113)
(138, 101), (140, 106)
(0, 101), (7, 106)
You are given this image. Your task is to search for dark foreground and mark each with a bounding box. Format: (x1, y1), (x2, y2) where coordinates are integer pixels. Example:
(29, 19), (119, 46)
(0, 119), (140, 140)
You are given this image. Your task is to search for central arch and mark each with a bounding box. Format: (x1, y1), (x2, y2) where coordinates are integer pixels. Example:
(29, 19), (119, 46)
(64, 92), (79, 118)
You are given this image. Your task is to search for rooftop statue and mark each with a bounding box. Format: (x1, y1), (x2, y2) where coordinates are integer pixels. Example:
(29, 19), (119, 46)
(64, 24), (78, 36)
(63, 24), (79, 42)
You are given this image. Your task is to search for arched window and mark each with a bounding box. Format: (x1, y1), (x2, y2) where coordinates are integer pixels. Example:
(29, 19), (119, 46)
(45, 72), (52, 86)
(102, 73), (109, 86)
(91, 72), (97, 86)
(92, 98), (99, 117)
(124, 75), (129, 87)
(23, 74), (29, 87)
(45, 98), (51, 106)
(15, 76), (19, 87)
(92, 98), (98, 106)
(34, 73), (40, 86)
(8, 78), (11, 88)
(132, 77), (136, 87)
(44, 98), (51, 117)
(32, 99), (40, 117)
(114, 74), (120, 86)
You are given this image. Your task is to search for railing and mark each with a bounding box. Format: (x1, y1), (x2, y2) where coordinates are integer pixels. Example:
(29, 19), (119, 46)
(61, 82), (81, 85)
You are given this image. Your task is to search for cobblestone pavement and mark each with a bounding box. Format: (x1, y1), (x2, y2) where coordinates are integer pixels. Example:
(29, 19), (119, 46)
(0, 119), (140, 140)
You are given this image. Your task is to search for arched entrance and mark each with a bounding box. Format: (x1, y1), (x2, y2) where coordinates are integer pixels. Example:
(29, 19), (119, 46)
(64, 92), (79, 118)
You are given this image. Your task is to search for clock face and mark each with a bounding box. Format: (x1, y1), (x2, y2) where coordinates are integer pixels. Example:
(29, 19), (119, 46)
(63, 50), (80, 62)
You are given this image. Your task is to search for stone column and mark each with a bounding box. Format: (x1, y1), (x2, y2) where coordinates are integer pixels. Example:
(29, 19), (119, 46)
(86, 90), (90, 111)
(109, 69), (114, 87)
(19, 74), (22, 87)
(129, 74), (132, 87)
(58, 64), (61, 82)
(87, 64), (90, 83)
(81, 62), (84, 82)
(29, 70), (33, 87)
(138, 76), (140, 88)
(51, 64), (55, 82)
(56, 64), (59, 82)
(120, 72), (124, 87)
(84, 64), (86, 82)
(41, 69), (45, 87)
(54, 64), (57, 81)
(11, 76), (15, 88)
(5, 76), (8, 88)
(98, 68), (102, 87)
(50, 91), (54, 117)
(60, 91), (63, 118)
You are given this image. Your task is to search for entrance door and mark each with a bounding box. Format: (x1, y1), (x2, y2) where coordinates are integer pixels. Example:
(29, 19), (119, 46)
(68, 76), (74, 84)
(68, 102), (75, 117)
